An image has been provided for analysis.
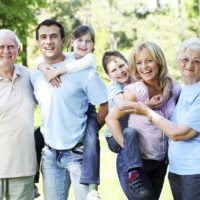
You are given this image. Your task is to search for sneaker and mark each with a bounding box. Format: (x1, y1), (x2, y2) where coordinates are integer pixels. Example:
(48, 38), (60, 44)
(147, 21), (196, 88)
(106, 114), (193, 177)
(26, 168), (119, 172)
(86, 190), (101, 200)
(34, 184), (41, 198)
(129, 175), (150, 198)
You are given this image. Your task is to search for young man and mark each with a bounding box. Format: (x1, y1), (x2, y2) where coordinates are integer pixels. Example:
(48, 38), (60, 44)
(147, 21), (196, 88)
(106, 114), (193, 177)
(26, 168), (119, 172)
(31, 19), (108, 200)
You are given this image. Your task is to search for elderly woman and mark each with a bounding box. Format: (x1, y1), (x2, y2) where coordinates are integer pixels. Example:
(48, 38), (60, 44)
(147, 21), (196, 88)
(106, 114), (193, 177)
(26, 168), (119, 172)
(123, 37), (200, 200)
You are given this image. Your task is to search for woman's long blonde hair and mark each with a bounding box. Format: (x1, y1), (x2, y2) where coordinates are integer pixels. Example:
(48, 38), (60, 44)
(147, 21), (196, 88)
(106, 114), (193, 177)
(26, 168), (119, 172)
(129, 41), (169, 87)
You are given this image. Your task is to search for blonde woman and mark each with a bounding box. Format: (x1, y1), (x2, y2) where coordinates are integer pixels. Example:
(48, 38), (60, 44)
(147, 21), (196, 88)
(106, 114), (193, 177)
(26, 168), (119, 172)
(106, 41), (180, 200)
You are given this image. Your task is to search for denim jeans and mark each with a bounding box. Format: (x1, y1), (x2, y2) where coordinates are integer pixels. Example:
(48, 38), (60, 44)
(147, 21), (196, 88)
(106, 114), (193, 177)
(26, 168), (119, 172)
(168, 172), (200, 200)
(117, 156), (167, 200)
(107, 128), (144, 199)
(106, 128), (143, 172)
(41, 145), (88, 200)
(80, 103), (100, 185)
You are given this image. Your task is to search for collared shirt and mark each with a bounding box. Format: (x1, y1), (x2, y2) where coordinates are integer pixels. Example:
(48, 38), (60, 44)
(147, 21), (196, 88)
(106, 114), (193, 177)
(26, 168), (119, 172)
(31, 54), (108, 150)
(0, 64), (36, 178)
(169, 81), (200, 175)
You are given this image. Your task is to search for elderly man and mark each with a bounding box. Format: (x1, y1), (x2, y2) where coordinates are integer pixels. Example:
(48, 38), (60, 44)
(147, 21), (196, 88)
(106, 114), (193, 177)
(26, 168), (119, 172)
(0, 29), (36, 200)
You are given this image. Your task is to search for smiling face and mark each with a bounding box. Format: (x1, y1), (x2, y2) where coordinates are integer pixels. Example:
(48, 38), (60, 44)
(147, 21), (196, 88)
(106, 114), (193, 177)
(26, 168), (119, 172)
(0, 33), (19, 68)
(106, 56), (130, 84)
(71, 32), (94, 59)
(135, 49), (159, 84)
(179, 48), (200, 84)
(37, 25), (65, 64)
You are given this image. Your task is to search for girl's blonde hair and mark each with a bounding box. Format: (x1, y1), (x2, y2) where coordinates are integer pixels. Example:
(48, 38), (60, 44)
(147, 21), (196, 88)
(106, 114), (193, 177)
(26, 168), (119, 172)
(129, 41), (168, 86)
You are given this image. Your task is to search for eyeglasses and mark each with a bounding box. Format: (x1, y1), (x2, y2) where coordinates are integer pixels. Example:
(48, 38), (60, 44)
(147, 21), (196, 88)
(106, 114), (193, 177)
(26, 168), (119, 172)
(180, 57), (200, 67)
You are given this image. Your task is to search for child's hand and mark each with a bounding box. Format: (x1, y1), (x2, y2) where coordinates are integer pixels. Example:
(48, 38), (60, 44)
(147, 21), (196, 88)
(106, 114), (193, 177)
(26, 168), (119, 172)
(147, 94), (163, 109)
(38, 62), (61, 87)
(49, 77), (61, 88)
(43, 68), (59, 81)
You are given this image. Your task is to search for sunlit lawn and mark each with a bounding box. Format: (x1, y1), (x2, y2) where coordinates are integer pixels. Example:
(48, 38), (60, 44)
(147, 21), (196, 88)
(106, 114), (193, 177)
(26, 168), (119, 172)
(36, 128), (173, 200)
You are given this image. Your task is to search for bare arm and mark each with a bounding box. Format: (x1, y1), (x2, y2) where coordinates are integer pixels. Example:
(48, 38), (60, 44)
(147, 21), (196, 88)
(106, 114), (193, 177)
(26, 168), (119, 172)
(130, 103), (197, 140)
(105, 107), (128, 147)
(97, 102), (108, 129)
(106, 89), (137, 147)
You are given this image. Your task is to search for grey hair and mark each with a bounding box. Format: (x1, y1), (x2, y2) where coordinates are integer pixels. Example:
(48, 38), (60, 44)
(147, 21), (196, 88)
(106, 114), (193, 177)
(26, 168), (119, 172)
(177, 37), (200, 61)
(0, 29), (21, 49)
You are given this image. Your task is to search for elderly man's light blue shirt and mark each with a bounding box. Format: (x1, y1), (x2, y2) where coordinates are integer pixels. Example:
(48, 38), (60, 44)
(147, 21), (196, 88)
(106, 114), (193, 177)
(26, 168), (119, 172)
(169, 81), (200, 175)
(31, 57), (108, 150)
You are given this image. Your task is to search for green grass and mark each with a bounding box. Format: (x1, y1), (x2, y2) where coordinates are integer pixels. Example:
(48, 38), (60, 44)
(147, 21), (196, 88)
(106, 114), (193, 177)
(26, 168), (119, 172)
(36, 128), (173, 200)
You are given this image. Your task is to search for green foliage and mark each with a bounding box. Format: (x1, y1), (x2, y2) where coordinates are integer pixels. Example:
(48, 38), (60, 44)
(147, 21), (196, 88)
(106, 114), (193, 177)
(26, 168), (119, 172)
(0, 0), (47, 64)
(47, 0), (83, 45)
(185, 0), (200, 18)
(0, 0), (47, 41)
(2, 0), (199, 77)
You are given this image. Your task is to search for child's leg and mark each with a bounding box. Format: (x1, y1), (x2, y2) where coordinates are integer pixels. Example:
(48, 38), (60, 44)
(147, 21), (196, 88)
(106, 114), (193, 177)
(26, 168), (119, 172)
(121, 127), (142, 171)
(80, 104), (100, 186)
(120, 127), (150, 198)
(106, 136), (121, 153)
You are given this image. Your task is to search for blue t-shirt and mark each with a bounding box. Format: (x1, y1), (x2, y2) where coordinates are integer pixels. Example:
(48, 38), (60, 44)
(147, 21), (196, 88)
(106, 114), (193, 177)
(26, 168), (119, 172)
(31, 57), (108, 150)
(104, 80), (129, 137)
(169, 81), (200, 175)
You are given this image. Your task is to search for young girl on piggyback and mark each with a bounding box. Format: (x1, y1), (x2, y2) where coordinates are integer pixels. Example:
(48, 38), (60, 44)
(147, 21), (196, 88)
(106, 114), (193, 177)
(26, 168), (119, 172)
(106, 43), (181, 200)
(36, 25), (107, 200)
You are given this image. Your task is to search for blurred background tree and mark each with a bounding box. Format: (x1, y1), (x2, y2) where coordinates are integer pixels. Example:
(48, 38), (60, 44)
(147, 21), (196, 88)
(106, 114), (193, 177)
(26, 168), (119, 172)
(0, 0), (47, 65)
(1, 0), (199, 79)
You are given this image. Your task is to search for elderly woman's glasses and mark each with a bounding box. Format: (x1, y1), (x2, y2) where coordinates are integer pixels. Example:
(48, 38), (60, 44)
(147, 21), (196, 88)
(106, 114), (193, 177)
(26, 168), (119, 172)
(180, 57), (200, 67)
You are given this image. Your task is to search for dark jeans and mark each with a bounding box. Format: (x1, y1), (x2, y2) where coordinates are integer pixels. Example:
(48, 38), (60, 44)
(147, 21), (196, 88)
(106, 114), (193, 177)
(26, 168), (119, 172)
(34, 127), (45, 183)
(80, 104), (100, 184)
(168, 172), (200, 200)
(107, 128), (144, 199)
(117, 157), (167, 200)
(106, 128), (167, 200)
(106, 128), (143, 171)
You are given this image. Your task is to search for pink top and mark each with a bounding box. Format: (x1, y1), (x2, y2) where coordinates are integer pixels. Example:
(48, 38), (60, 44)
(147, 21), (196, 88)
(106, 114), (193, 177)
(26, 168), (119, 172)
(125, 81), (181, 160)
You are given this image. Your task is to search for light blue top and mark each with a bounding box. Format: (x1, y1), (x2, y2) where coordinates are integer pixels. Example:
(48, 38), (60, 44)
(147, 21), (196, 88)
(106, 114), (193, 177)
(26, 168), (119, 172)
(104, 80), (129, 137)
(169, 81), (200, 175)
(31, 54), (108, 150)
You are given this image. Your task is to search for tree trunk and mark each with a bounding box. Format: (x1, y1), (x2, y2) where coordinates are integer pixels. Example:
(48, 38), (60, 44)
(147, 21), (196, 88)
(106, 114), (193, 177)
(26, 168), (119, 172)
(178, 0), (184, 18)
(156, 0), (161, 9)
(22, 43), (27, 67)
(109, 32), (117, 50)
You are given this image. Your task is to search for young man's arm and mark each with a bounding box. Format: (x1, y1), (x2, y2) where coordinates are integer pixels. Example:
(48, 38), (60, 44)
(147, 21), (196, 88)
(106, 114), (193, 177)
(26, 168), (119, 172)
(97, 102), (108, 129)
